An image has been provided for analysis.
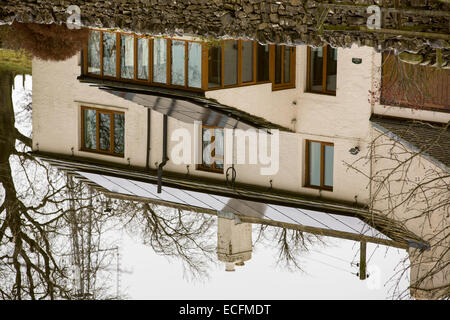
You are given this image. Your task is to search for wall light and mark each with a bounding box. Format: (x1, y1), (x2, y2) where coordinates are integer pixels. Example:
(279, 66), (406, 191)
(349, 146), (360, 155)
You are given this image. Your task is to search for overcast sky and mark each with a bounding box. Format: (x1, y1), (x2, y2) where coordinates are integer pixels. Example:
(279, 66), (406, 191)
(119, 228), (409, 300)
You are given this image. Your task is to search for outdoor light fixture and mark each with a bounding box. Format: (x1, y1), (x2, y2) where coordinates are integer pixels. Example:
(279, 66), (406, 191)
(349, 146), (360, 155)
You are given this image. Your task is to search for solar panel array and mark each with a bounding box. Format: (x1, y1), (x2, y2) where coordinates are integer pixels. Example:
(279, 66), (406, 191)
(77, 171), (390, 241)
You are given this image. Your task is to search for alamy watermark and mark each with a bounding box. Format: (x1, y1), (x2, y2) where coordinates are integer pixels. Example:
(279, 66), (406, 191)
(66, 5), (81, 29)
(170, 121), (279, 176)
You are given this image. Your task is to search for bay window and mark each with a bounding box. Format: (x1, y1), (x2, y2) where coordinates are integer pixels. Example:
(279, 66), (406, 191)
(84, 30), (295, 91)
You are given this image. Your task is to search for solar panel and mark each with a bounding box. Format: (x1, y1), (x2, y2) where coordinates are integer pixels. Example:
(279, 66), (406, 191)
(76, 171), (391, 241)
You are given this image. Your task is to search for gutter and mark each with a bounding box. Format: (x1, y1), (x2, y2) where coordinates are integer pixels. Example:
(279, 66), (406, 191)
(157, 114), (168, 193)
(145, 108), (151, 170)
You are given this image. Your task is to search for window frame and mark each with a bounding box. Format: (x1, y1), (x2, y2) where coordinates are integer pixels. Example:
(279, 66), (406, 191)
(305, 140), (334, 191)
(271, 45), (296, 91)
(306, 45), (337, 95)
(84, 29), (295, 92)
(197, 125), (225, 174)
(204, 40), (272, 90)
(84, 30), (205, 92)
(80, 106), (125, 157)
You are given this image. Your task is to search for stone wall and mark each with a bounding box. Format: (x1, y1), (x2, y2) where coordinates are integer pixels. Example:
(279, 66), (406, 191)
(1, 0), (449, 65)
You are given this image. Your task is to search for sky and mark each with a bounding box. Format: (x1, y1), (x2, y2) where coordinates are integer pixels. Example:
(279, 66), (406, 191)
(119, 229), (410, 300)
(11, 75), (411, 300)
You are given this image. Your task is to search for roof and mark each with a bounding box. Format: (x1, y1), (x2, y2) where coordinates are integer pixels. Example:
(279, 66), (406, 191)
(77, 76), (292, 132)
(371, 116), (450, 170)
(32, 151), (429, 250)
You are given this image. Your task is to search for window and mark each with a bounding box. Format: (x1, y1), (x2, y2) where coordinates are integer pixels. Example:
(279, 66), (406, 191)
(241, 41), (254, 83)
(207, 45), (222, 88)
(307, 45), (337, 94)
(273, 45), (295, 90)
(120, 34), (134, 79)
(256, 43), (269, 82)
(153, 38), (167, 84)
(224, 40), (238, 86)
(188, 42), (202, 88)
(198, 126), (224, 173)
(137, 37), (149, 80)
(87, 30), (101, 74)
(171, 40), (186, 86)
(305, 140), (333, 190)
(102, 32), (117, 77)
(81, 106), (125, 156)
(84, 30), (295, 91)
(206, 41), (294, 90)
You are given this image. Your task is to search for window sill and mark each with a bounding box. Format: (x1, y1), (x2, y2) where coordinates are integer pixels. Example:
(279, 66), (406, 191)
(196, 165), (224, 174)
(272, 83), (295, 91)
(305, 90), (336, 96)
(80, 148), (125, 158)
(304, 184), (333, 192)
(206, 80), (272, 91)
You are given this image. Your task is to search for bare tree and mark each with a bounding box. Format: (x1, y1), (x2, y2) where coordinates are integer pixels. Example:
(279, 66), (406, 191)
(253, 224), (324, 272)
(344, 119), (449, 299)
(113, 200), (218, 280)
(0, 61), (124, 299)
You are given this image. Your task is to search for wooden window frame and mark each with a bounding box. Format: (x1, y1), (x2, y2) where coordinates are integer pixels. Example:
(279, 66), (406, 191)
(80, 106), (125, 157)
(304, 140), (334, 191)
(271, 45), (296, 91)
(83, 29), (295, 93)
(306, 45), (337, 96)
(197, 125), (224, 174)
(83, 29), (205, 92)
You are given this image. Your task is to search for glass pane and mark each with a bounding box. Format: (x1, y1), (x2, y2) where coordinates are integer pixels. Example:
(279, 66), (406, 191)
(208, 45), (221, 88)
(214, 128), (224, 157)
(114, 113), (125, 154)
(309, 142), (321, 187)
(120, 35), (134, 79)
(153, 38), (167, 83)
(214, 128), (224, 170)
(103, 32), (117, 77)
(275, 46), (282, 84)
(224, 40), (238, 86)
(256, 44), (269, 82)
(99, 113), (111, 151)
(87, 31), (100, 74)
(284, 46), (291, 83)
(84, 109), (96, 149)
(215, 159), (224, 170)
(309, 46), (323, 92)
(202, 128), (213, 167)
(326, 46), (337, 92)
(188, 42), (202, 88)
(242, 41), (254, 83)
(171, 40), (185, 86)
(137, 38), (149, 80)
(324, 145), (334, 187)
